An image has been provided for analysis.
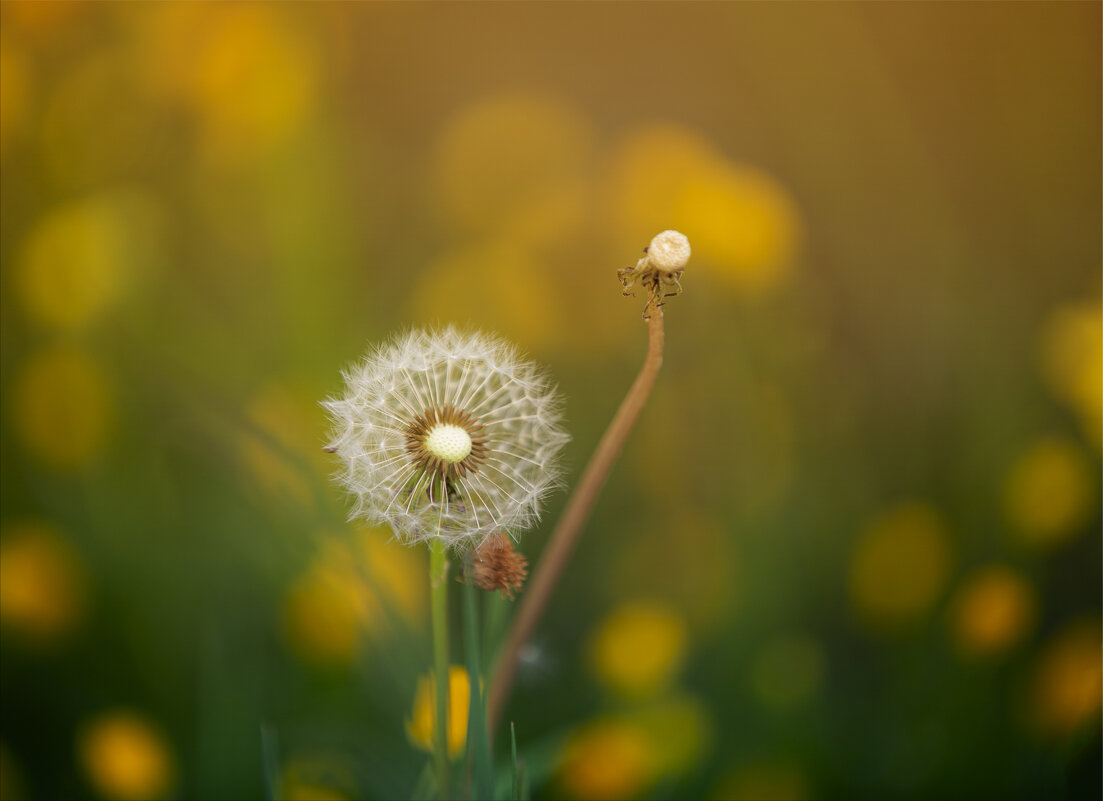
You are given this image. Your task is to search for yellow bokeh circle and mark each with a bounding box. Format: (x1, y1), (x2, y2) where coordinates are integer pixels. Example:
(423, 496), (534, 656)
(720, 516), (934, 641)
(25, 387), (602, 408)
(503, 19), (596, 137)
(1029, 619), (1103, 737)
(558, 718), (655, 801)
(77, 711), (175, 801)
(1003, 437), (1095, 548)
(849, 502), (952, 629)
(950, 564), (1036, 658)
(11, 345), (113, 470)
(588, 600), (688, 698)
(0, 520), (86, 645)
(1039, 300), (1102, 449)
(607, 124), (800, 297)
(433, 92), (593, 240)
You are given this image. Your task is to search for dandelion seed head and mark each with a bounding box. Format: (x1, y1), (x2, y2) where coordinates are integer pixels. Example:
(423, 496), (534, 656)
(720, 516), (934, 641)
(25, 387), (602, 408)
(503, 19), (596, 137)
(324, 328), (569, 550)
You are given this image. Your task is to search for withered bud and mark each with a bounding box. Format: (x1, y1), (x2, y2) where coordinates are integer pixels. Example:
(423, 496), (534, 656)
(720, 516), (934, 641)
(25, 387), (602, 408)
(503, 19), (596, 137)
(466, 532), (529, 600)
(618, 229), (690, 315)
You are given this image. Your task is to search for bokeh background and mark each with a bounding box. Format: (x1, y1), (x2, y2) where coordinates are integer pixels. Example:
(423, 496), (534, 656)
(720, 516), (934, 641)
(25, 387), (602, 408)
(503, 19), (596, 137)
(1, 2), (1100, 800)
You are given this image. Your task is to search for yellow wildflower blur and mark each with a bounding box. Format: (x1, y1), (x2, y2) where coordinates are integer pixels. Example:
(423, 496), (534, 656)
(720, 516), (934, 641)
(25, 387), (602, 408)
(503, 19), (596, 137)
(849, 502), (953, 629)
(611, 509), (741, 633)
(1003, 437), (1095, 548)
(189, 5), (317, 161)
(588, 600), (688, 698)
(284, 529), (428, 668)
(356, 527), (427, 627)
(405, 665), (470, 760)
(410, 239), (562, 351)
(280, 755), (356, 801)
(711, 760), (810, 801)
(16, 193), (154, 332)
(1029, 619), (1103, 737)
(751, 633), (824, 709)
(1, 0), (82, 36)
(0, 38), (29, 160)
(1039, 300), (1102, 449)
(0, 520), (86, 645)
(240, 385), (324, 510)
(283, 538), (383, 668)
(608, 124), (800, 297)
(432, 91), (593, 243)
(631, 694), (712, 776)
(559, 697), (710, 800)
(282, 784), (347, 801)
(10, 345), (113, 470)
(557, 718), (655, 801)
(950, 565), (1036, 658)
(77, 711), (175, 801)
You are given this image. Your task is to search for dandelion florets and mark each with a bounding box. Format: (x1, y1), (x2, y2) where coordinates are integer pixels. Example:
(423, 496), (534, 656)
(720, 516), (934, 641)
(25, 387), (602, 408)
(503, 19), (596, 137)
(323, 328), (569, 550)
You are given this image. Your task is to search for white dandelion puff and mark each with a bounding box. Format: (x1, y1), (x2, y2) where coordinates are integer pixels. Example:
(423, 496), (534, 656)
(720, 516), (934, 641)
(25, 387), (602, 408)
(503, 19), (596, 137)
(323, 328), (569, 550)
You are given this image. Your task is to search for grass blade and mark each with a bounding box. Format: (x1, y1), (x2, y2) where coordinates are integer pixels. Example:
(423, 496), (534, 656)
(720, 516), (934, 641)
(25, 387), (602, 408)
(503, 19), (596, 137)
(464, 581), (494, 800)
(510, 721), (519, 801)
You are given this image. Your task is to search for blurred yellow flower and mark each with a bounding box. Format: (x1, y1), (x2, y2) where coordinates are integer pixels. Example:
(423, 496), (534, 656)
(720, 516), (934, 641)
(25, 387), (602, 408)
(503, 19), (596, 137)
(283, 539), (382, 668)
(751, 633), (824, 709)
(950, 564), (1036, 658)
(409, 239), (562, 351)
(1029, 619), (1103, 737)
(432, 91), (593, 242)
(2, 0), (82, 35)
(405, 665), (470, 760)
(0, 38), (29, 160)
(1003, 437), (1094, 548)
(1039, 300), (1102, 449)
(711, 760), (810, 801)
(357, 527), (427, 627)
(16, 194), (154, 332)
(557, 718), (656, 801)
(135, 4), (315, 161)
(282, 784), (347, 801)
(0, 521), (86, 645)
(239, 385), (323, 510)
(280, 755), (356, 801)
(849, 502), (953, 629)
(588, 600), (688, 698)
(611, 509), (740, 633)
(675, 161), (800, 295)
(558, 695), (710, 800)
(77, 711), (175, 801)
(631, 694), (713, 775)
(10, 345), (113, 470)
(608, 124), (800, 297)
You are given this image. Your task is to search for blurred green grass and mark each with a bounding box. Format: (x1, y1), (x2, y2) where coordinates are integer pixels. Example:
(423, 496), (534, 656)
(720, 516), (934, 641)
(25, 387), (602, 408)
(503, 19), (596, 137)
(0, 2), (1100, 800)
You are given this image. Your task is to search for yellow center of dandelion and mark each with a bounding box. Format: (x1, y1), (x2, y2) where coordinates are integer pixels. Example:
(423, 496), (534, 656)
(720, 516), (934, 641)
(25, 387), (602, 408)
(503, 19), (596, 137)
(423, 424), (473, 464)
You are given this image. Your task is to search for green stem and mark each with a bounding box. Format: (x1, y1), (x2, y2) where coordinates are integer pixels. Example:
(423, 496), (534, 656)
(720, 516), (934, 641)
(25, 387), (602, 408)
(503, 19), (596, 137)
(463, 582), (492, 800)
(430, 538), (450, 800)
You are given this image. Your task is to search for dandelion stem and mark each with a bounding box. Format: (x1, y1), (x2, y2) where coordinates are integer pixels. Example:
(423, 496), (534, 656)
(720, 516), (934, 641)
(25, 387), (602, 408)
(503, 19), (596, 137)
(429, 538), (451, 799)
(487, 298), (667, 735)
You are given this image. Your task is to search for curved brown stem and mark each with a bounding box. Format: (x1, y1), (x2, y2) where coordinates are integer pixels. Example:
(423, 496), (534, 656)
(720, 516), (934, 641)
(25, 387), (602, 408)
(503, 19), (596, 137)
(486, 298), (666, 735)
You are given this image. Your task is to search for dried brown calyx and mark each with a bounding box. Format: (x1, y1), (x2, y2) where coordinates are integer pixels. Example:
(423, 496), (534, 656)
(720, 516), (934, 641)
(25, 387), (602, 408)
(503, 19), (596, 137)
(466, 532), (529, 600)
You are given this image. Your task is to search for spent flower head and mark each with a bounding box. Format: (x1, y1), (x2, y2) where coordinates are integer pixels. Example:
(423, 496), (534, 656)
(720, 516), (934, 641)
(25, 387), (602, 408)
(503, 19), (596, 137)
(324, 328), (568, 550)
(618, 230), (690, 312)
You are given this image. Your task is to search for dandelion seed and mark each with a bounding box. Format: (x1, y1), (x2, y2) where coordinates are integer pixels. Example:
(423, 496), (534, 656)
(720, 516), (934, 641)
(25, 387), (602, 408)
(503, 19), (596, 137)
(323, 328), (568, 550)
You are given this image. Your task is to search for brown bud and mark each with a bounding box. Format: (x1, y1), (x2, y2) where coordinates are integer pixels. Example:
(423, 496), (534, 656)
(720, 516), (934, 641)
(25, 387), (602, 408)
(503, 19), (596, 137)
(467, 532), (528, 600)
